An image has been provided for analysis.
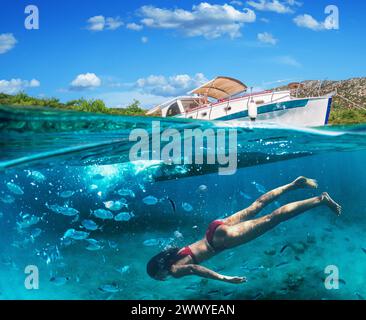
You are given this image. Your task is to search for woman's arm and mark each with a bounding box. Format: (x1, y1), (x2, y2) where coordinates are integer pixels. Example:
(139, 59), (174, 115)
(171, 264), (247, 284)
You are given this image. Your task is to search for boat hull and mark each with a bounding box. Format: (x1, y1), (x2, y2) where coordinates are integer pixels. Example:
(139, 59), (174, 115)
(176, 94), (333, 127)
(222, 97), (333, 127)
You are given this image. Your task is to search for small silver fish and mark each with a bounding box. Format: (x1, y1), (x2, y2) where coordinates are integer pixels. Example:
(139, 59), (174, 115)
(47, 204), (79, 217)
(50, 276), (70, 286)
(104, 200), (126, 211)
(117, 188), (135, 198)
(6, 182), (24, 195)
(81, 219), (99, 231)
(142, 196), (158, 205)
(85, 239), (103, 251)
(115, 265), (130, 274)
(62, 229), (89, 240)
(91, 209), (114, 220)
(182, 202), (193, 212)
(252, 181), (266, 194)
(27, 170), (46, 183)
(59, 191), (75, 199)
(0, 194), (15, 204)
(98, 284), (120, 293)
(114, 212), (133, 222)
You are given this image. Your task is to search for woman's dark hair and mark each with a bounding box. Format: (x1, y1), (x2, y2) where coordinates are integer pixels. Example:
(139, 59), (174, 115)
(147, 247), (181, 280)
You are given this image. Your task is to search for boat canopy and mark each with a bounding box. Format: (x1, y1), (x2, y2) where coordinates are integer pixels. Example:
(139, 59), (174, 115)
(189, 76), (247, 100)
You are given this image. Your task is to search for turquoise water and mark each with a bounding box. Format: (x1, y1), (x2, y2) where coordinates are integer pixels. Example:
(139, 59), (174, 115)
(1, 105), (366, 300)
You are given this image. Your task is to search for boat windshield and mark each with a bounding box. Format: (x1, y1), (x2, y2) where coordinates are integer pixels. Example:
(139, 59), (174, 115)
(180, 98), (202, 112)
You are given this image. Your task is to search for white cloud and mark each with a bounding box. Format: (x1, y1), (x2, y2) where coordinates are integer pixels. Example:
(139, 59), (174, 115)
(86, 15), (123, 31)
(126, 23), (143, 31)
(0, 78), (40, 94)
(136, 73), (207, 96)
(141, 36), (149, 43)
(274, 55), (301, 67)
(96, 91), (171, 109)
(139, 3), (256, 39)
(0, 33), (17, 54)
(257, 32), (277, 45)
(247, 0), (294, 14)
(230, 0), (244, 6)
(293, 14), (334, 31)
(70, 73), (102, 90)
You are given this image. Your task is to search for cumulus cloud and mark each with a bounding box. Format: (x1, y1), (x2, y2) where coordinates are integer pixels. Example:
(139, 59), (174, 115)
(70, 73), (102, 90)
(86, 15), (123, 31)
(257, 32), (277, 45)
(96, 91), (171, 109)
(293, 14), (335, 31)
(230, 0), (244, 6)
(136, 73), (207, 96)
(138, 3), (256, 39)
(0, 78), (40, 94)
(126, 23), (143, 31)
(0, 33), (17, 54)
(247, 0), (296, 14)
(274, 55), (301, 67)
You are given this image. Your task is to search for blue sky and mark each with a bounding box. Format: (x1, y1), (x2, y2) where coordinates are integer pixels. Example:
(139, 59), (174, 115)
(0, 0), (365, 108)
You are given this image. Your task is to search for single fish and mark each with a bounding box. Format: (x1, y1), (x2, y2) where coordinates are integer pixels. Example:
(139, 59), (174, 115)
(355, 292), (365, 300)
(142, 196), (158, 205)
(30, 228), (42, 240)
(182, 202), (193, 212)
(92, 174), (105, 180)
(104, 200), (126, 211)
(91, 209), (114, 220)
(197, 185), (208, 192)
(280, 244), (290, 254)
(27, 170), (46, 182)
(17, 215), (40, 229)
(59, 191), (75, 199)
(0, 194), (15, 204)
(275, 261), (290, 268)
(62, 229), (89, 241)
(81, 219), (99, 231)
(252, 181), (266, 194)
(117, 188), (135, 198)
(174, 230), (183, 239)
(50, 276), (70, 286)
(114, 212), (133, 222)
(88, 184), (98, 191)
(47, 204), (79, 217)
(98, 284), (120, 293)
(239, 191), (252, 200)
(115, 265), (130, 274)
(85, 239), (103, 251)
(108, 240), (118, 249)
(6, 182), (24, 195)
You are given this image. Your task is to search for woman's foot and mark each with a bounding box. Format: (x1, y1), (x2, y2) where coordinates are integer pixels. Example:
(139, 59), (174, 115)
(293, 176), (318, 189)
(321, 192), (342, 216)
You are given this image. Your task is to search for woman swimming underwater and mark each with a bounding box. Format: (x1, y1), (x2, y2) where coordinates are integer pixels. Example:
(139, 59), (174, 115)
(147, 177), (341, 284)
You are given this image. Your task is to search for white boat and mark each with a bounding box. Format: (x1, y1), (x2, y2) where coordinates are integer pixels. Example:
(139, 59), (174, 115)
(147, 76), (334, 127)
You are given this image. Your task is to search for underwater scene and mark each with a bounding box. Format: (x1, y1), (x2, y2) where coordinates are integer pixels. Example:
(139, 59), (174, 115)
(1, 105), (366, 300)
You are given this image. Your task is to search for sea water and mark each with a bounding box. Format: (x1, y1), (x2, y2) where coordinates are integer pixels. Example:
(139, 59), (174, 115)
(0, 105), (366, 300)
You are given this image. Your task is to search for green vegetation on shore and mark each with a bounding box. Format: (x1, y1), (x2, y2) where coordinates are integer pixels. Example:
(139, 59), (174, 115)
(328, 103), (366, 125)
(0, 92), (146, 116)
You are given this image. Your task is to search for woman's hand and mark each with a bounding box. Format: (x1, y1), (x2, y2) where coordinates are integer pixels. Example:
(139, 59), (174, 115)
(223, 276), (247, 284)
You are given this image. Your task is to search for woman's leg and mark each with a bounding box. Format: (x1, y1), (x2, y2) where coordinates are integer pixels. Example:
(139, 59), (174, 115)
(223, 176), (318, 226)
(219, 192), (341, 248)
